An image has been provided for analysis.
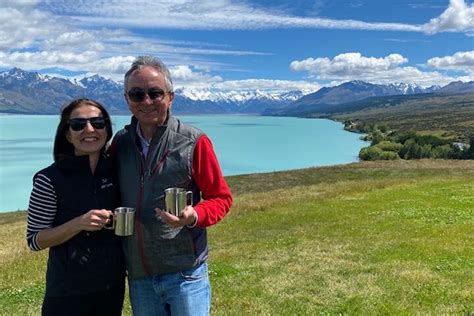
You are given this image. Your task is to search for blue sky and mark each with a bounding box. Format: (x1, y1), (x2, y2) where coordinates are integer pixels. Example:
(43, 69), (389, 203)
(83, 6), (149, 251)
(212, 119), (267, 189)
(0, 0), (473, 93)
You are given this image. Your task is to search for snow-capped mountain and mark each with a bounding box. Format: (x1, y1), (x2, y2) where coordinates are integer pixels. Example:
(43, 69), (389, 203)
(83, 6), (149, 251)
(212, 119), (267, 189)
(0, 68), (88, 114)
(0, 68), (471, 116)
(174, 87), (305, 113)
(274, 80), (443, 116)
(388, 82), (440, 94)
(178, 87), (303, 103)
(266, 80), (474, 116)
(0, 68), (305, 114)
(0, 68), (130, 114)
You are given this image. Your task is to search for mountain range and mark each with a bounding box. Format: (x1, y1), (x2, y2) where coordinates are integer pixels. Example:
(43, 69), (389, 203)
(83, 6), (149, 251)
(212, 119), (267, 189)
(0, 68), (302, 115)
(0, 68), (472, 115)
(263, 80), (474, 116)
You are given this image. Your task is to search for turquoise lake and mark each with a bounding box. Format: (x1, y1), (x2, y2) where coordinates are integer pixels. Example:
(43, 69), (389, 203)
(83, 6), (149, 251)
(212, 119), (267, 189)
(0, 114), (368, 212)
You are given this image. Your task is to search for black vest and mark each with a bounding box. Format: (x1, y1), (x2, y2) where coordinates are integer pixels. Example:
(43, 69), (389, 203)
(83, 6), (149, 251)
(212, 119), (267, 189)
(36, 155), (125, 297)
(114, 116), (207, 278)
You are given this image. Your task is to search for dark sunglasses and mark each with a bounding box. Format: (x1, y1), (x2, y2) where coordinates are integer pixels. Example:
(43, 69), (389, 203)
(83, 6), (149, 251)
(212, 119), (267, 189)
(127, 87), (167, 103)
(68, 117), (106, 131)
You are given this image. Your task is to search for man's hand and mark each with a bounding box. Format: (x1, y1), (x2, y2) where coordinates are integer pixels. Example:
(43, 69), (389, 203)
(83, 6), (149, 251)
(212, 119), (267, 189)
(155, 206), (197, 228)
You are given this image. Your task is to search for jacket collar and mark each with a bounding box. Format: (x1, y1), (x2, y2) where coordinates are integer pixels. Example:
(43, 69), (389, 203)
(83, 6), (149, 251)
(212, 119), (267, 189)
(56, 154), (108, 175)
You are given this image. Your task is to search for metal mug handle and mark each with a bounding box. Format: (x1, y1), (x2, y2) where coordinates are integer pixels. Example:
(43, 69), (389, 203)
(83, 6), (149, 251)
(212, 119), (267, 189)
(103, 211), (115, 230)
(186, 191), (193, 208)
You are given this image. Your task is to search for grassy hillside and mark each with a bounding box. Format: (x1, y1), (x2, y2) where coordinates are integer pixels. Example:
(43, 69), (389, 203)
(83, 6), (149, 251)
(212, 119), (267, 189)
(327, 93), (474, 142)
(1, 160), (473, 314)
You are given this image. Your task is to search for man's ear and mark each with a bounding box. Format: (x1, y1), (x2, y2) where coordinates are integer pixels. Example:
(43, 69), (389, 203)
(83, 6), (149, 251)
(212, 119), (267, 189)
(124, 93), (132, 110)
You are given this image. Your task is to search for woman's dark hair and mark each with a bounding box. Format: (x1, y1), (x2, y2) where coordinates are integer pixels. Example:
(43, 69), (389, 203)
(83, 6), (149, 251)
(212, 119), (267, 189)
(53, 98), (113, 162)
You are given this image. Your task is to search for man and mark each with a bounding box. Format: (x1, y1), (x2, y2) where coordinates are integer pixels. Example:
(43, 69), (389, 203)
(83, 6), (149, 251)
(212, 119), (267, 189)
(111, 56), (232, 315)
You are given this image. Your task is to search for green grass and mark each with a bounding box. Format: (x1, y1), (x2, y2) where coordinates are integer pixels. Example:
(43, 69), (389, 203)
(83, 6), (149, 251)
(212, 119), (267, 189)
(1, 160), (473, 315)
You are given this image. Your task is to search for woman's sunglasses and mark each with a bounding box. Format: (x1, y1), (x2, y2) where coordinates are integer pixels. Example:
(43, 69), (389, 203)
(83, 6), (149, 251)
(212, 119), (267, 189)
(68, 117), (106, 131)
(127, 87), (167, 103)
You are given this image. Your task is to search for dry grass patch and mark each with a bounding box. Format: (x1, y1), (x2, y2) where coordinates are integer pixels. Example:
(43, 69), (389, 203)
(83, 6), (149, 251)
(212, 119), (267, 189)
(0, 212), (28, 265)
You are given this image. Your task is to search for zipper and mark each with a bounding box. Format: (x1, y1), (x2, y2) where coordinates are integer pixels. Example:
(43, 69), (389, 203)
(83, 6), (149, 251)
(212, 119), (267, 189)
(150, 149), (169, 177)
(134, 138), (151, 276)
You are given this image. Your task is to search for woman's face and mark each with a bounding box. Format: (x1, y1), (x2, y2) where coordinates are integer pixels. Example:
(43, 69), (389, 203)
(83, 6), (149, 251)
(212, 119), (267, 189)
(65, 104), (108, 157)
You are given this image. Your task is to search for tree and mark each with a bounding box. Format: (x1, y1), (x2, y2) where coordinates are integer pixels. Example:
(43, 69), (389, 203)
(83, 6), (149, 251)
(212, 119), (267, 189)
(401, 139), (421, 159)
(461, 136), (474, 159)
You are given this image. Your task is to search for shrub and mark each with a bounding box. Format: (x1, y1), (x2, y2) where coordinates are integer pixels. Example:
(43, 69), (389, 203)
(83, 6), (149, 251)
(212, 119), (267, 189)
(396, 131), (418, 144)
(420, 144), (433, 158)
(432, 144), (455, 159)
(401, 139), (422, 159)
(375, 141), (403, 152)
(359, 146), (400, 161)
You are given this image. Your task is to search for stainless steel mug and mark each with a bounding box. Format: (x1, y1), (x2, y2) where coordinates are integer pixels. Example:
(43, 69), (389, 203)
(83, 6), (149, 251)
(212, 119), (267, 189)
(164, 188), (193, 216)
(105, 207), (135, 236)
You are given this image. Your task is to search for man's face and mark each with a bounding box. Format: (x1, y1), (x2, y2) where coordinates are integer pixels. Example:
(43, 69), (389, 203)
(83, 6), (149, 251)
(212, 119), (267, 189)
(124, 66), (174, 127)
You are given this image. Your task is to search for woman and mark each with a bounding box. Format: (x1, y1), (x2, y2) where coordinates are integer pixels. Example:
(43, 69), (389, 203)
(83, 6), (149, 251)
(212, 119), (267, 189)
(26, 98), (125, 316)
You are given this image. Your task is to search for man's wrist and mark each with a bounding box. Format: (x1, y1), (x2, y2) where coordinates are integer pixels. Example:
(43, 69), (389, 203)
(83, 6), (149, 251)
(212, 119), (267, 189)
(187, 210), (198, 228)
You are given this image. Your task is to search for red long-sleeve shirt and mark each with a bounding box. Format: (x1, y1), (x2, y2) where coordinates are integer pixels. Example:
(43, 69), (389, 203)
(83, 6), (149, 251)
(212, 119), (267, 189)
(192, 135), (232, 227)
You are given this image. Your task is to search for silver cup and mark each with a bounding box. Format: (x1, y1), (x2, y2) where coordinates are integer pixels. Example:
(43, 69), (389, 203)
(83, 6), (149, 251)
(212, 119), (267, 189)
(164, 188), (193, 217)
(105, 207), (135, 236)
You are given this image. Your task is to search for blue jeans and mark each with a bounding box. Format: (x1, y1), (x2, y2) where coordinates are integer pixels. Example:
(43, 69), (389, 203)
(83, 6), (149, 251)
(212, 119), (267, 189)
(128, 262), (211, 316)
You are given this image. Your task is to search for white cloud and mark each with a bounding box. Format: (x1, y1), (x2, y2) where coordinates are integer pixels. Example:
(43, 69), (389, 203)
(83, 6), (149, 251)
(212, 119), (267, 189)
(168, 66), (319, 93)
(170, 65), (223, 89)
(88, 56), (136, 79)
(290, 53), (408, 77)
(48, 0), (420, 32)
(3, 0), (38, 5)
(7, 51), (98, 64)
(212, 78), (319, 93)
(427, 50), (474, 73)
(421, 0), (474, 34)
(0, 50), (135, 81)
(0, 2), (268, 68)
(0, 6), (56, 50)
(289, 52), (471, 87)
(0, 0), (471, 60)
(408, 3), (447, 10)
(35, 0), (472, 35)
(0, 1), (472, 92)
(43, 31), (103, 50)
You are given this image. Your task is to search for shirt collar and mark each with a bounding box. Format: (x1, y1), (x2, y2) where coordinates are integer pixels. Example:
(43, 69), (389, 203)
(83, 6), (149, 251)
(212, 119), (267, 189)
(135, 122), (151, 145)
(135, 122), (151, 157)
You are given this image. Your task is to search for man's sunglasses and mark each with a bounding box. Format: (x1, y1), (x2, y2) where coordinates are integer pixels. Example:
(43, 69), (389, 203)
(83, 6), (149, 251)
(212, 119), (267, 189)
(68, 117), (106, 131)
(127, 87), (167, 103)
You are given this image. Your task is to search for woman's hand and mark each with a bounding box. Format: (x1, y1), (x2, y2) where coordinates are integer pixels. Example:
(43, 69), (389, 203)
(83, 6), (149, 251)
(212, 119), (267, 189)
(155, 206), (198, 228)
(36, 209), (113, 249)
(77, 209), (113, 231)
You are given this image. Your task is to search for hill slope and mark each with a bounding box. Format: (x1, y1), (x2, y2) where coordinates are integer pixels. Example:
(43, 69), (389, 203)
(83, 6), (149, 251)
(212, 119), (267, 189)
(328, 92), (474, 141)
(2, 160), (473, 314)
